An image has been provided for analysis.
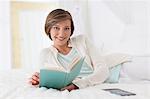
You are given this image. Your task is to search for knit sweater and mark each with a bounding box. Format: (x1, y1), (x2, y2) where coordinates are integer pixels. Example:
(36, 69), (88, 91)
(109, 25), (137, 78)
(39, 35), (131, 88)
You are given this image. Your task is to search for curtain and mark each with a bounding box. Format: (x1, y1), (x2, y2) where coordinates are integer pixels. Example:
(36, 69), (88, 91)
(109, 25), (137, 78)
(88, 0), (150, 55)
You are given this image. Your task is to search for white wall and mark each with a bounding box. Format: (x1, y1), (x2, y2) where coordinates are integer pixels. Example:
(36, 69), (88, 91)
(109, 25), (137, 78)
(0, 0), (11, 70)
(89, 0), (150, 55)
(19, 10), (52, 69)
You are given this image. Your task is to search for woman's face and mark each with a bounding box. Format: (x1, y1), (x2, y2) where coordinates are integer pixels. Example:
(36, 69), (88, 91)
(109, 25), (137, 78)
(50, 19), (72, 47)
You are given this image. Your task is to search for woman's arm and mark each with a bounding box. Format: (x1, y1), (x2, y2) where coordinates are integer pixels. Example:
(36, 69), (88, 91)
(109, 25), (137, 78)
(72, 62), (109, 89)
(71, 35), (109, 88)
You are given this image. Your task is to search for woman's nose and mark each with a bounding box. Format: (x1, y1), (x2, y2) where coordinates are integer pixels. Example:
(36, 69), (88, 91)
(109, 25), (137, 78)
(58, 29), (65, 37)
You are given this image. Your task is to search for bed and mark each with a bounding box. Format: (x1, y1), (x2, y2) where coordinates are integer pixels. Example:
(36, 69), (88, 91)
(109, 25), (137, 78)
(0, 56), (150, 99)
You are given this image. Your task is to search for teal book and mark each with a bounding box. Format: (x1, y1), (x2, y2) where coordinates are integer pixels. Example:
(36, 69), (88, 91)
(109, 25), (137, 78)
(39, 57), (85, 89)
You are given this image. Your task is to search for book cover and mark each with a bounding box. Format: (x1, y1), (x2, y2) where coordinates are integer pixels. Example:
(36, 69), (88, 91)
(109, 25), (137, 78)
(102, 88), (136, 96)
(39, 57), (85, 89)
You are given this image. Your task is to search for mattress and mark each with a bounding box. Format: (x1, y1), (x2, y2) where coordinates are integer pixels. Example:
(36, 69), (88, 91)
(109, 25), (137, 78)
(0, 69), (150, 99)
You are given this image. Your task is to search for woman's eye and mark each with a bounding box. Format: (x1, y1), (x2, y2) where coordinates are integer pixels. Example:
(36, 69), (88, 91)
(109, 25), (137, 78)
(65, 27), (70, 30)
(53, 27), (59, 30)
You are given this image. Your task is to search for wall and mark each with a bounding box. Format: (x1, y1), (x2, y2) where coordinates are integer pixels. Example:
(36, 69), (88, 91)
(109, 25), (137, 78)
(0, 0), (11, 70)
(89, 0), (150, 56)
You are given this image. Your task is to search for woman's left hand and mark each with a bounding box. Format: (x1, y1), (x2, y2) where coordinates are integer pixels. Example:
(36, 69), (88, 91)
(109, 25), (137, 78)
(60, 84), (79, 92)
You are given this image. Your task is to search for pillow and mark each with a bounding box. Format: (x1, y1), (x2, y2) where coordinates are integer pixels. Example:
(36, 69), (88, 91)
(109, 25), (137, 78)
(120, 56), (150, 80)
(104, 64), (122, 83)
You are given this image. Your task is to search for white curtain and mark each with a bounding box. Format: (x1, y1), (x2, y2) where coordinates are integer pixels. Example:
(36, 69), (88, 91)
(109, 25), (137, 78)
(19, 10), (52, 69)
(88, 0), (150, 55)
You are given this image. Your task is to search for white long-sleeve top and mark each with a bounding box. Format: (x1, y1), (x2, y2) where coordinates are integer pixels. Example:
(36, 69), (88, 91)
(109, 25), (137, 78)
(39, 35), (131, 89)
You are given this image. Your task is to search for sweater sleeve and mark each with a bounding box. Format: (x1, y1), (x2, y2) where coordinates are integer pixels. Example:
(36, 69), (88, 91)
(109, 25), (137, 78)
(38, 48), (56, 69)
(72, 35), (109, 88)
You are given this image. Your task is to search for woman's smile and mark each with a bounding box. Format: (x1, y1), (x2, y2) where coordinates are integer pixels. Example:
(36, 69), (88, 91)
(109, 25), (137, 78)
(56, 37), (66, 41)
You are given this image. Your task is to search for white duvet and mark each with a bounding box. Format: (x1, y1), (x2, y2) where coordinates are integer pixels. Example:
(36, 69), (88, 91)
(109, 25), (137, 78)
(0, 69), (150, 99)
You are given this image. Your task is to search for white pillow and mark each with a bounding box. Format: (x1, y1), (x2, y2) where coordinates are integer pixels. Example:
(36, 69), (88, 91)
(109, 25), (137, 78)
(120, 56), (150, 81)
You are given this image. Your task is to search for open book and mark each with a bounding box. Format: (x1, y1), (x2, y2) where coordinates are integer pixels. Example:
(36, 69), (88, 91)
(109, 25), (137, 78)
(39, 57), (85, 89)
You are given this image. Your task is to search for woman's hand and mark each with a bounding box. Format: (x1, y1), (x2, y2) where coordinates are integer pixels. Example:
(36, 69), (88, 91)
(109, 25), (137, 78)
(29, 72), (39, 85)
(61, 84), (79, 92)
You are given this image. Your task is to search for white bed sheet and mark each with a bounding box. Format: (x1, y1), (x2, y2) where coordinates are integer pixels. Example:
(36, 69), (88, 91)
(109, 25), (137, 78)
(0, 69), (150, 99)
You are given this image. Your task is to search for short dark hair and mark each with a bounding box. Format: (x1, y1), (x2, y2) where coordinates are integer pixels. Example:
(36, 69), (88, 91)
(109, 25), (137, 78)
(45, 9), (74, 40)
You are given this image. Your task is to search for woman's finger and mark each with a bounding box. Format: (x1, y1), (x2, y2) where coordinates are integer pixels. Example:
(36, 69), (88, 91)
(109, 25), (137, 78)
(32, 75), (39, 80)
(28, 78), (38, 85)
(32, 79), (39, 85)
(35, 72), (39, 76)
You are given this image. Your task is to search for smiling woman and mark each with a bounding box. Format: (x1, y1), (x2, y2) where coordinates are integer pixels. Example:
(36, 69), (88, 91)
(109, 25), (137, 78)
(44, 9), (74, 55)
(50, 20), (72, 55)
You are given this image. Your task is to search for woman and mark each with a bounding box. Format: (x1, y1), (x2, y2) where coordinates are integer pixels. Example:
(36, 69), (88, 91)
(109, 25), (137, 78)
(29, 9), (129, 91)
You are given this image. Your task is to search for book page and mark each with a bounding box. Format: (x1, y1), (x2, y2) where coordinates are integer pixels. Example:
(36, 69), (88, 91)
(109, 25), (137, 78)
(68, 56), (81, 70)
(44, 66), (66, 72)
(64, 57), (85, 85)
(43, 56), (83, 73)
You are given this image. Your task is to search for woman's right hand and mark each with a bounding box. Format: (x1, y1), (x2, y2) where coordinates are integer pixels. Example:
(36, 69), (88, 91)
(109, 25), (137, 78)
(29, 72), (40, 85)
